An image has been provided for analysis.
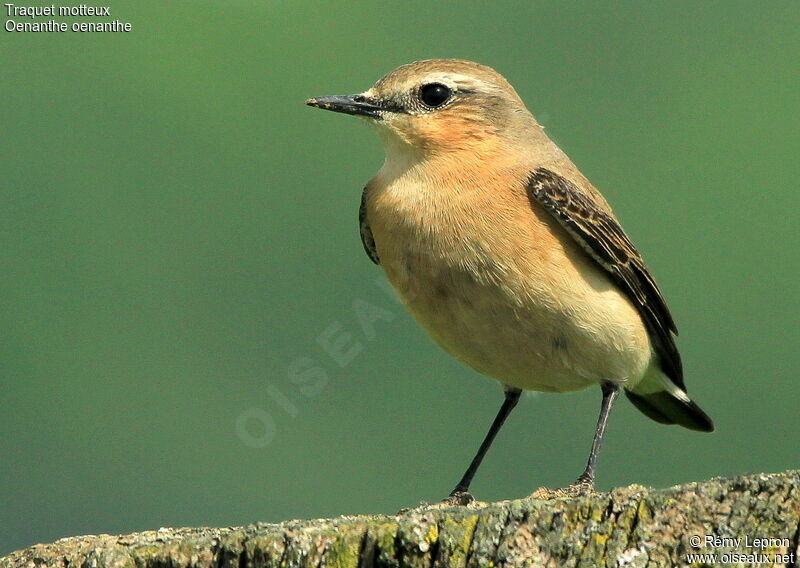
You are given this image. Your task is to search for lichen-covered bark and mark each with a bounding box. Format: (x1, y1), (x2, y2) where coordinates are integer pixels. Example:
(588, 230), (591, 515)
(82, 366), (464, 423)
(3, 471), (799, 568)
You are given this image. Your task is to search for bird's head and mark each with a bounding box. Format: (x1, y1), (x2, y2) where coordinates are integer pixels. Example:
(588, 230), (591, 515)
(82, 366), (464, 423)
(307, 59), (537, 158)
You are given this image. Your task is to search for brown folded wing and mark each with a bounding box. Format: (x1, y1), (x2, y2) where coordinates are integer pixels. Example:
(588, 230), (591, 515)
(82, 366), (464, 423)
(527, 168), (684, 389)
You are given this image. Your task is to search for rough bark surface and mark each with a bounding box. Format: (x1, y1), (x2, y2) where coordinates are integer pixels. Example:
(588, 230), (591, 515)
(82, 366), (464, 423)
(3, 471), (799, 568)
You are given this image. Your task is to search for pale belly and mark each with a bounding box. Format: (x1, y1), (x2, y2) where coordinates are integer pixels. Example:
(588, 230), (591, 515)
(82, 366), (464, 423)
(378, 237), (653, 393)
(365, 159), (654, 393)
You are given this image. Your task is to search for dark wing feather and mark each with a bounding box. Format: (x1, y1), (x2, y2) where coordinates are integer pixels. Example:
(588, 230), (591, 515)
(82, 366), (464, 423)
(527, 168), (684, 389)
(359, 186), (380, 265)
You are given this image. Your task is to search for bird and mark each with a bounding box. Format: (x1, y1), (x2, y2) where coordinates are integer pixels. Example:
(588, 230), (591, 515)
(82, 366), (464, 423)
(306, 59), (713, 504)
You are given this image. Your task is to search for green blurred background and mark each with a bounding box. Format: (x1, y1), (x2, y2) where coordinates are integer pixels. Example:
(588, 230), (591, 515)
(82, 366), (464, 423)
(2, 0), (798, 555)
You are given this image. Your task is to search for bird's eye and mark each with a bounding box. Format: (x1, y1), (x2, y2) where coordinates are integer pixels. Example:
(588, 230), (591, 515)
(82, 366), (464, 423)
(418, 83), (452, 108)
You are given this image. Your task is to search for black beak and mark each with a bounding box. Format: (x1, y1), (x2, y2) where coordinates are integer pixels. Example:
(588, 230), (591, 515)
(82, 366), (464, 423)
(306, 94), (386, 119)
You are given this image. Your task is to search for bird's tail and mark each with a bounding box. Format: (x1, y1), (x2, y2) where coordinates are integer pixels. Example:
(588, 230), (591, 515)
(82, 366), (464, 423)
(625, 371), (714, 432)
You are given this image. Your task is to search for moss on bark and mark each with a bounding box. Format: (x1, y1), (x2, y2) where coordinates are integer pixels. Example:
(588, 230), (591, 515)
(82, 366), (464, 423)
(3, 471), (799, 568)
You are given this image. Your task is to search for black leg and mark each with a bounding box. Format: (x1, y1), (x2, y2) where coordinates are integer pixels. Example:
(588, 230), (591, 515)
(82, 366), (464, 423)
(447, 388), (522, 504)
(573, 381), (620, 487)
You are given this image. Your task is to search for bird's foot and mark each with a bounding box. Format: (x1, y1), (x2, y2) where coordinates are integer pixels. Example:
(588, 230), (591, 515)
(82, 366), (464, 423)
(395, 502), (430, 514)
(441, 489), (475, 506)
(395, 490), (478, 515)
(530, 476), (595, 500)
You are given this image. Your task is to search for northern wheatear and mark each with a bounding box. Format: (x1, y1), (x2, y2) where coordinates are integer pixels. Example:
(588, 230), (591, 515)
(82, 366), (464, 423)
(307, 59), (713, 503)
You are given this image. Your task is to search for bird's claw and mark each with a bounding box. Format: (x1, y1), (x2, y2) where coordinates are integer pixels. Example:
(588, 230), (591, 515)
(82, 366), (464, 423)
(396, 502), (429, 514)
(395, 490), (477, 515)
(441, 490), (475, 506)
(530, 478), (595, 500)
